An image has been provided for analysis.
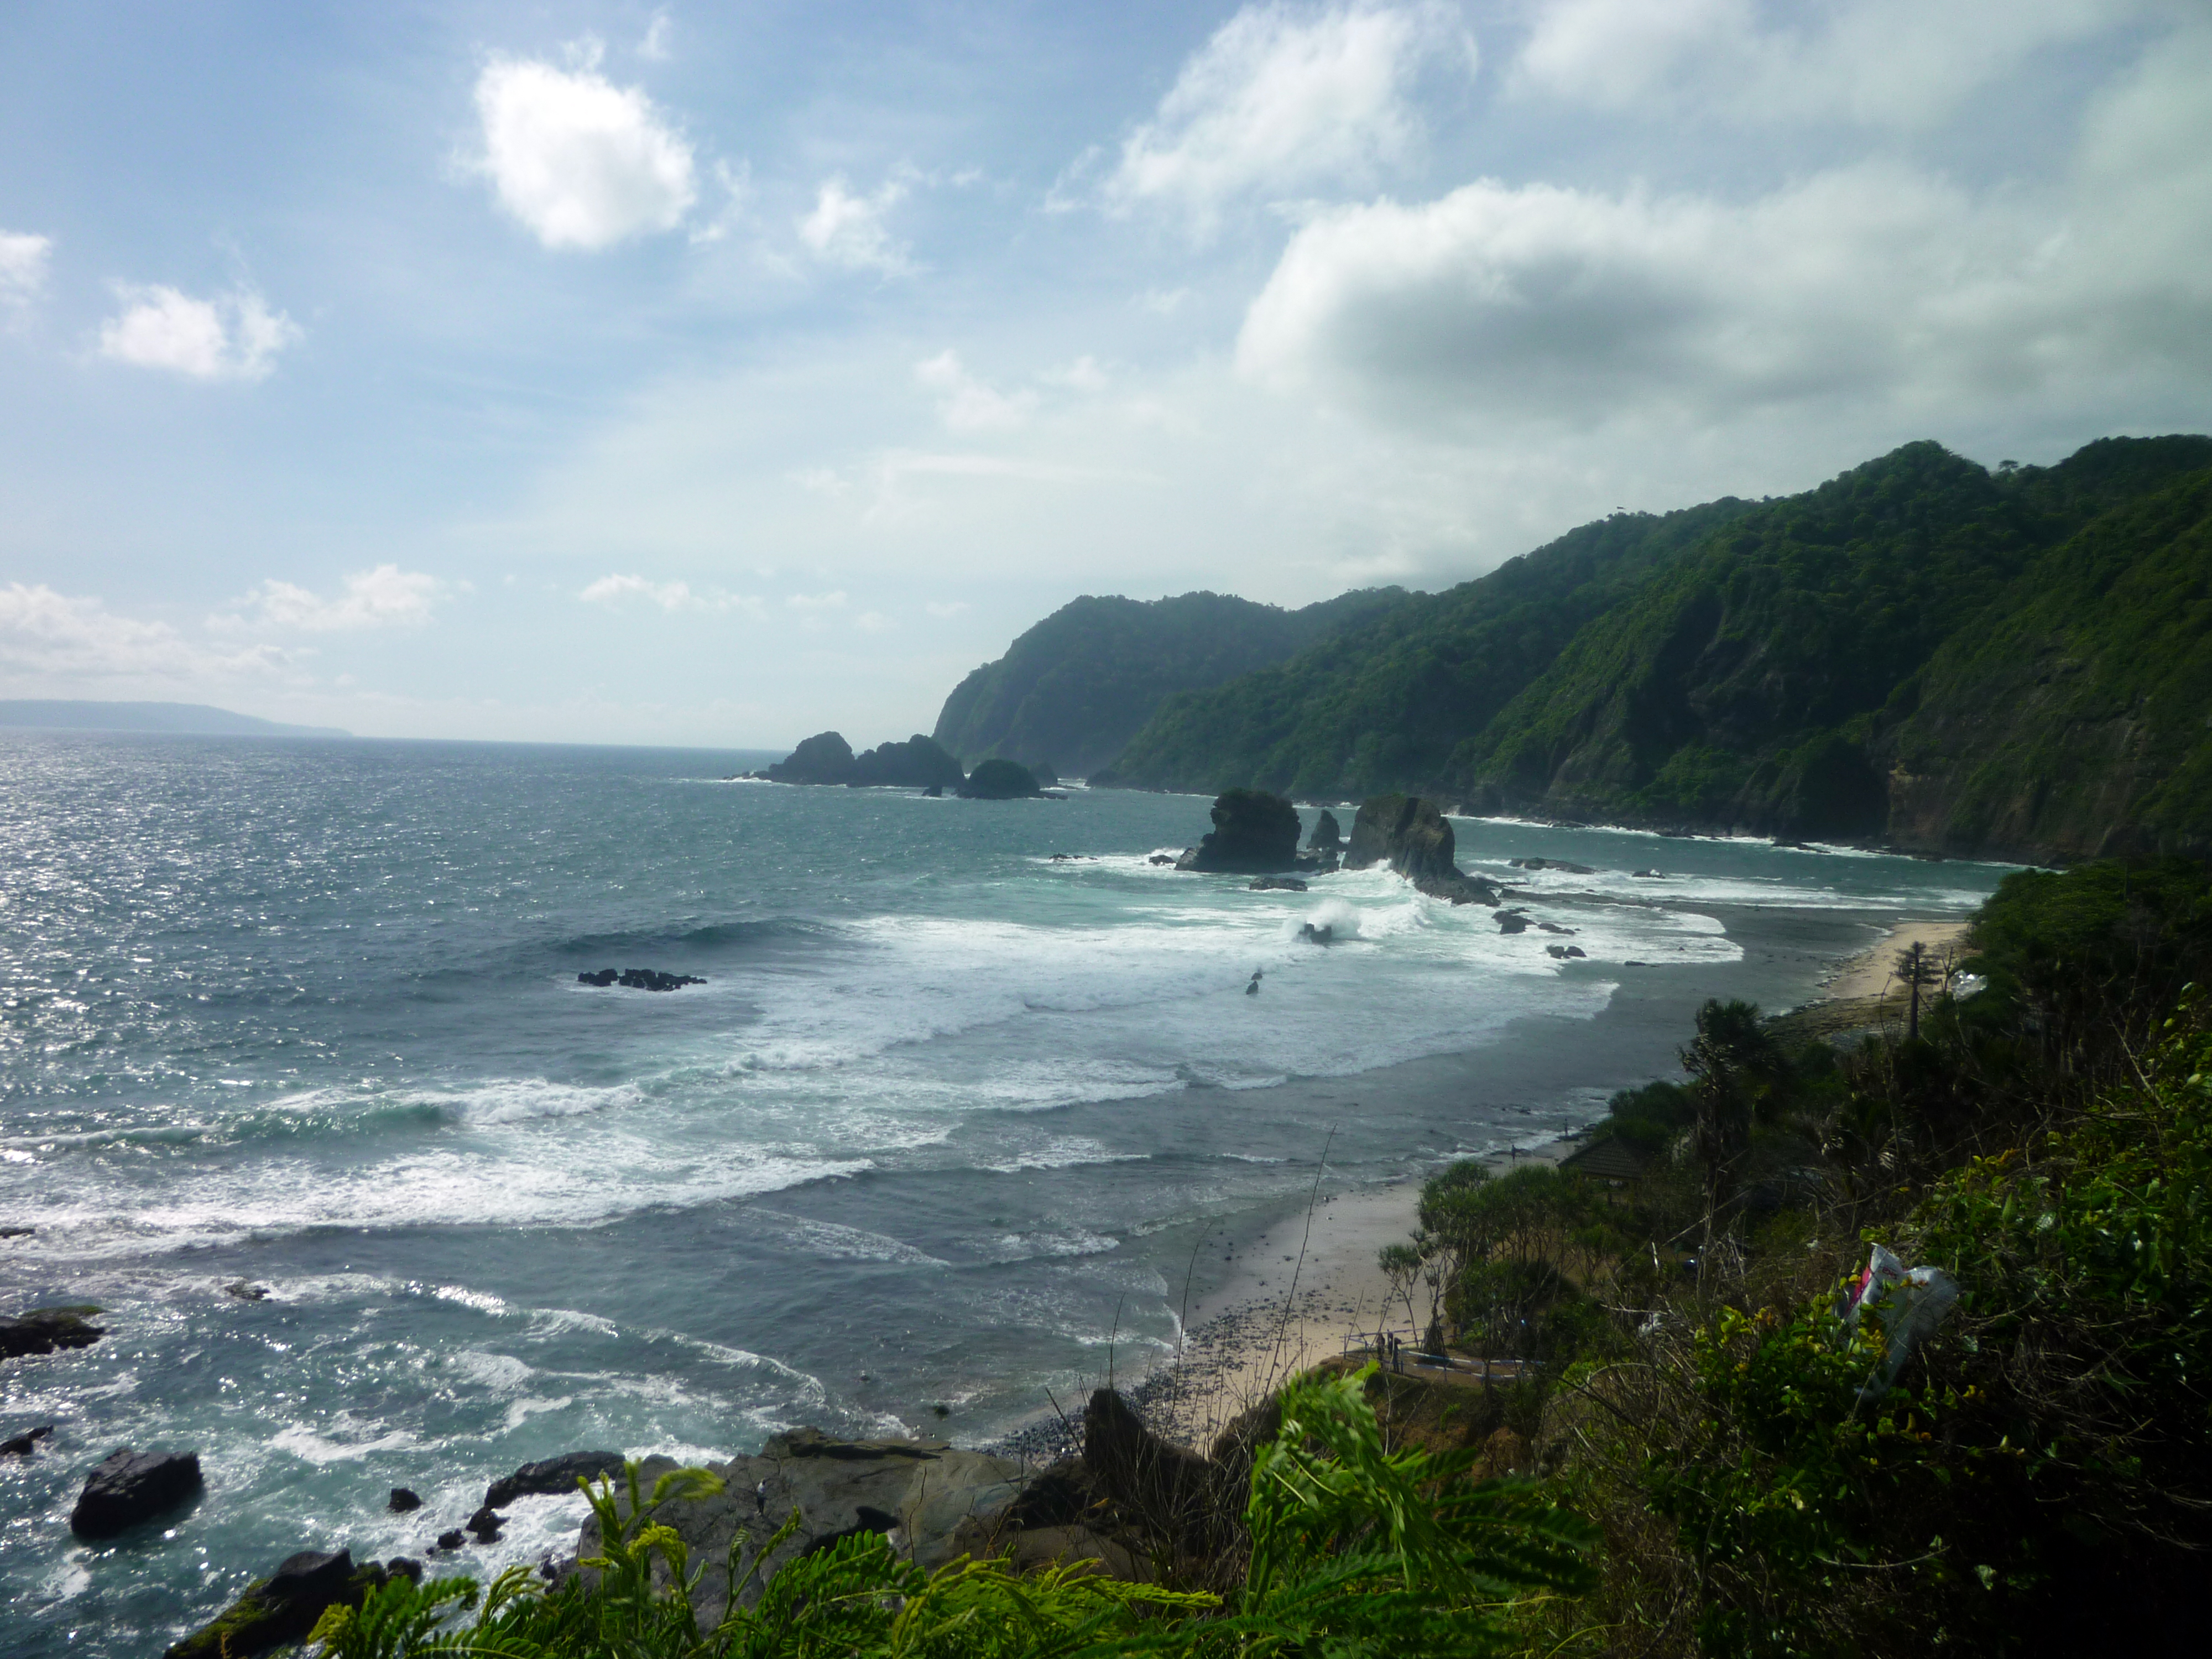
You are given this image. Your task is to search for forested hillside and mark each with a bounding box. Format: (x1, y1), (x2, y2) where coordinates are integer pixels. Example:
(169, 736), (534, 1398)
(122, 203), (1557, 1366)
(1091, 436), (2212, 860)
(931, 587), (1405, 778)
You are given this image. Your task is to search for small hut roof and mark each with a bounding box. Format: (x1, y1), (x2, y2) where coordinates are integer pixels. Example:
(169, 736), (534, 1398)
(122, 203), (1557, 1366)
(1561, 1138), (1655, 1181)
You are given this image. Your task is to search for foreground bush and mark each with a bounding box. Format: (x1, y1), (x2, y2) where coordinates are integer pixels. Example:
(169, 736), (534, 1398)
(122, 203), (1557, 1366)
(311, 1365), (1592, 1658)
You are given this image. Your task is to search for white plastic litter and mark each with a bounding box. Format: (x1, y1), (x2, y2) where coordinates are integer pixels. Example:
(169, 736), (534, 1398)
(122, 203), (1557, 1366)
(1840, 1243), (1960, 1402)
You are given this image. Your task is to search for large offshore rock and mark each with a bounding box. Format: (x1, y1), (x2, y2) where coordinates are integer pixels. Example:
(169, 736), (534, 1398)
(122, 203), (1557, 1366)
(1343, 796), (1499, 905)
(765, 732), (858, 785)
(1305, 808), (1343, 852)
(70, 1448), (202, 1538)
(1175, 789), (1307, 873)
(578, 1429), (1025, 1627)
(1, 1305), (106, 1360)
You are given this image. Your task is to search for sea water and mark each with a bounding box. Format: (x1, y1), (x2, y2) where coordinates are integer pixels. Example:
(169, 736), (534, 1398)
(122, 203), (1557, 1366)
(0, 732), (2006, 1653)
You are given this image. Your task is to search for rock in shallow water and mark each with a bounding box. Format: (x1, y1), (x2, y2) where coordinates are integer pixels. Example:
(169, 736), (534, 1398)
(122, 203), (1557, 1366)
(70, 1447), (201, 1538)
(1, 1305), (106, 1360)
(484, 1449), (624, 1507)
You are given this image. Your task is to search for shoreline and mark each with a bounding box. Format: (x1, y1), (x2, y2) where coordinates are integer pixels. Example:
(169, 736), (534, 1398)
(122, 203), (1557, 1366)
(1072, 912), (1978, 1455)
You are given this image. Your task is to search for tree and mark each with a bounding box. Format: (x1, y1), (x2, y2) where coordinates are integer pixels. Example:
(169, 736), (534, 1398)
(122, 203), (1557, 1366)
(1893, 938), (1943, 1041)
(1680, 999), (1785, 1252)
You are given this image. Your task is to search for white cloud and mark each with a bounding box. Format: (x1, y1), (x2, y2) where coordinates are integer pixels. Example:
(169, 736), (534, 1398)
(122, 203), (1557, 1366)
(1, 230), (52, 307)
(1514, 0), (2137, 129)
(797, 175), (912, 273)
(784, 591), (847, 611)
(915, 349), (1037, 431)
(1237, 28), (2212, 431)
(1, 582), (294, 682)
(578, 573), (761, 614)
(638, 9), (674, 61)
(1043, 354), (1110, 393)
(98, 284), (301, 380)
(1101, 1), (1473, 231)
(473, 53), (697, 249)
(854, 610), (895, 633)
(924, 601), (970, 619)
(225, 566), (447, 632)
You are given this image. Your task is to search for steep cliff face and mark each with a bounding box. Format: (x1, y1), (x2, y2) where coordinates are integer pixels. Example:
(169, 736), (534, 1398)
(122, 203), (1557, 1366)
(1877, 470), (2212, 860)
(1086, 434), (2212, 862)
(932, 587), (1406, 780)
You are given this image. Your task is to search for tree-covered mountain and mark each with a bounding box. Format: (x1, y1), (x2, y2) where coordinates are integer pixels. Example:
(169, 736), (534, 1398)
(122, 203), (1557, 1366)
(930, 587), (1406, 779)
(1090, 436), (2212, 862)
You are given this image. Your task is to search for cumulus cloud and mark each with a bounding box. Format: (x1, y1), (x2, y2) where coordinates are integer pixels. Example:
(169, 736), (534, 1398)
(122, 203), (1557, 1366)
(924, 601), (970, 619)
(784, 591), (847, 612)
(98, 284), (301, 380)
(1515, 0), (2136, 129)
(638, 9), (674, 62)
(578, 573), (761, 613)
(1237, 28), (2212, 428)
(1100, 1), (1473, 231)
(222, 566), (446, 632)
(474, 51), (697, 248)
(1, 230), (52, 307)
(797, 175), (912, 273)
(1, 582), (293, 681)
(915, 349), (1037, 431)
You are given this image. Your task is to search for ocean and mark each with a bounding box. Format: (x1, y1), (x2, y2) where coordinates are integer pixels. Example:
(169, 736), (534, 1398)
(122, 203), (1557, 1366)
(0, 731), (2006, 1654)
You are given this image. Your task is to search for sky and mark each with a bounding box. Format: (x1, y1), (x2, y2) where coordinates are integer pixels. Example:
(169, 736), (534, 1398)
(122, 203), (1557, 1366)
(2, 1), (2207, 748)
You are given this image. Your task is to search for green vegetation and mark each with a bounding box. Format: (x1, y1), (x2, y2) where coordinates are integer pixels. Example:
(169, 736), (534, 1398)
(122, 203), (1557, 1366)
(1385, 854), (2212, 1655)
(1094, 436), (2212, 859)
(309, 1368), (1591, 1658)
(933, 587), (1406, 780)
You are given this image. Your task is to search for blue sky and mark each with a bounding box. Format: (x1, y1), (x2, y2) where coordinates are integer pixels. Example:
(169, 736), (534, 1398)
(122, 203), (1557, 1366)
(3, 1), (2206, 746)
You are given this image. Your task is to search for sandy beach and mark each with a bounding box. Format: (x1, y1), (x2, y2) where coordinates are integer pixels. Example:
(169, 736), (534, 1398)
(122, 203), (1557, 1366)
(1132, 1141), (1573, 1451)
(1820, 917), (1973, 1001)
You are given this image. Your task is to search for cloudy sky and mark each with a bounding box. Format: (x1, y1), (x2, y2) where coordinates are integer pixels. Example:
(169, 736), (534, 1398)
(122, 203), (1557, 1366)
(3, 1), (2206, 747)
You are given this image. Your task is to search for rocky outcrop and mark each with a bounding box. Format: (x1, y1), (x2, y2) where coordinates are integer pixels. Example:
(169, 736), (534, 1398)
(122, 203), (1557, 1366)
(1510, 857), (1597, 874)
(1342, 796), (1500, 905)
(1306, 808), (1342, 853)
(764, 731), (859, 784)
(578, 968), (706, 991)
(485, 1451), (624, 1508)
(164, 1550), (410, 1659)
(1249, 876), (1307, 892)
(70, 1448), (202, 1538)
(2, 1305), (105, 1360)
(1175, 789), (1308, 873)
(956, 758), (1050, 799)
(3, 1424), (54, 1457)
(579, 1430), (1026, 1628)
(766, 732), (969, 790)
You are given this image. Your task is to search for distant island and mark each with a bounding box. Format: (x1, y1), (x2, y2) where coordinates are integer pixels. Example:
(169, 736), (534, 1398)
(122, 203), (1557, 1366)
(0, 701), (352, 739)
(932, 435), (2212, 865)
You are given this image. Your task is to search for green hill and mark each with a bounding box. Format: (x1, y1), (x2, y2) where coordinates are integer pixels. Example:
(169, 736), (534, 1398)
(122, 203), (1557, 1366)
(1089, 436), (2212, 861)
(931, 587), (1406, 779)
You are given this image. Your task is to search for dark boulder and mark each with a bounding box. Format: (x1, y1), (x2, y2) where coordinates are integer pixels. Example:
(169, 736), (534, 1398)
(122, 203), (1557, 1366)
(70, 1448), (202, 1538)
(1545, 943), (1589, 959)
(465, 1506), (505, 1542)
(765, 732), (858, 785)
(1497, 912), (1531, 934)
(2, 1305), (105, 1360)
(3, 1423), (54, 1457)
(435, 1529), (465, 1551)
(1297, 922), (1334, 945)
(578, 968), (706, 992)
(484, 1450), (624, 1508)
(163, 1550), (393, 1659)
(1509, 857), (1597, 874)
(387, 1487), (420, 1513)
(1305, 808), (1342, 852)
(1343, 796), (1500, 905)
(1080, 1388), (1238, 1552)
(1148, 853), (1178, 865)
(921, 782), (943, 797)
(1248, 876), (1307, 892)
(1176, 789), (1306, 873)
(956, 758), (1048, 799)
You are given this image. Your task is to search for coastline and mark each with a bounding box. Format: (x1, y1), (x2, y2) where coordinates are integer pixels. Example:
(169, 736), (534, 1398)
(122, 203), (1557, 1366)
(1095, 910), (1977, 1453)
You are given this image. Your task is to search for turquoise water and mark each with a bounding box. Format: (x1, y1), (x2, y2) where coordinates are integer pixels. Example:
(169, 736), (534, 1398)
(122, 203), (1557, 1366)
(0, 732), (2005, 1654)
